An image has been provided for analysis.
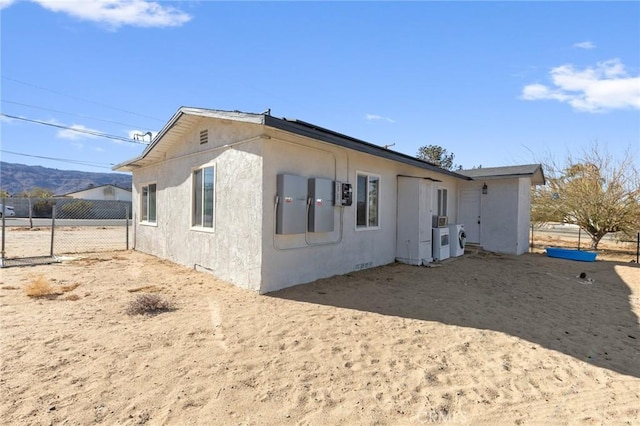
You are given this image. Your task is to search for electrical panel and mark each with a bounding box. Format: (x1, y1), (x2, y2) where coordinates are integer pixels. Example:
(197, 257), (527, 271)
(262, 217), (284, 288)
(334, 182), (353, 206)
(308, 178), (334, 233)
(276, 174), (307, 235)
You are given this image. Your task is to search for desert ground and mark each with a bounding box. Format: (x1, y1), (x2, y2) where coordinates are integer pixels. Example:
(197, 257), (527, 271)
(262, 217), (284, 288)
(1, 243), (639, 425)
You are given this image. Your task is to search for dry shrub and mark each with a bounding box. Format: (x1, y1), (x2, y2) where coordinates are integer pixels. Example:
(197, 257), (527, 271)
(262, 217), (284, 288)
(25, 275), (61, 298)
(2, 286), (19, 290)
(126, 293), (175, 316)
(59, 283), (80, 293)
(65, 294), (81, 301)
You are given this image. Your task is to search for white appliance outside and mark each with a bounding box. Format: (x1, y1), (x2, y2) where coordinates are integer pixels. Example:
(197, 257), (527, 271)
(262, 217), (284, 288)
(432, 227), (450, 261)
(449, 224), (466, 257)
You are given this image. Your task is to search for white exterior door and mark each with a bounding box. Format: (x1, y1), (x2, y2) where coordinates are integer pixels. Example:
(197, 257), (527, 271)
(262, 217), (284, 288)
(459, 189), (481, 243)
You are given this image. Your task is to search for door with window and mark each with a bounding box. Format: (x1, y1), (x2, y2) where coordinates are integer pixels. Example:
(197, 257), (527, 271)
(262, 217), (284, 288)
(459, 189), (481, 243)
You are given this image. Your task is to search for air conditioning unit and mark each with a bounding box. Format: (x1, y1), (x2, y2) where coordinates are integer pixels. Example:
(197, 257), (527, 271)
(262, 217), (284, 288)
(432, 215), (448, 228)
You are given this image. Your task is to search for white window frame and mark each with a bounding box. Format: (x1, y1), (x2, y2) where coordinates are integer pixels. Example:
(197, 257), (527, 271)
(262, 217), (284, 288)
(355, 171), (381, 230)
(191, 164), (216, 232)
(437, 187), (448, 217)
(140, 182), (157, 226)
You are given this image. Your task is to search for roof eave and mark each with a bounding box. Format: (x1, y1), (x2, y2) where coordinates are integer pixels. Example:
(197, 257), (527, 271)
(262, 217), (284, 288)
(264, 116), (471, 180)
(112, 107), (266, 172)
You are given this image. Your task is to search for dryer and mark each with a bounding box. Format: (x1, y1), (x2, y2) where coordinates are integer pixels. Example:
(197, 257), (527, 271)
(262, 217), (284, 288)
(432, 227), (450, 261)
(449, 224), (466, 257)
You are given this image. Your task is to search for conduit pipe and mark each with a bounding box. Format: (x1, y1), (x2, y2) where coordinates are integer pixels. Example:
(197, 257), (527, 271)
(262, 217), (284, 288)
(269, 135), (349, 251)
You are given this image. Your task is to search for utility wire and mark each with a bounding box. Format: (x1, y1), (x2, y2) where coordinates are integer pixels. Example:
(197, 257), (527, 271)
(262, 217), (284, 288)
(0, 150), (113, 169)
(1, 99), (148, 129)
(2, 76), (164, 122)
(1, 113), (148, 144)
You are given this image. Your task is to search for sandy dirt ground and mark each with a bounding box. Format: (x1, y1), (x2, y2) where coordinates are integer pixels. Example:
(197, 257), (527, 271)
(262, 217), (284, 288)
(1, 247), (639, 425)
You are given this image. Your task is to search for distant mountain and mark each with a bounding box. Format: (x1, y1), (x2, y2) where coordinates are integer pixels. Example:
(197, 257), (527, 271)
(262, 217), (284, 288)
(0, 162), (132, 196)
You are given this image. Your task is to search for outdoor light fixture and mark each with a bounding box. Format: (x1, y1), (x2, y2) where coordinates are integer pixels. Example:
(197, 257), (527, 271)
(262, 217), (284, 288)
(482, 183), (488, 194)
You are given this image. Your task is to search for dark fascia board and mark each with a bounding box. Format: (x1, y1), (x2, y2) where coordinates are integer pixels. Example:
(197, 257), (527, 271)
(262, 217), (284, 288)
(114, 106), (470, 180)
(459, 164), (545, 185)
(112, 107), (267, 171)
(397, 174), (442, 182)
(264, 116), (471, 181)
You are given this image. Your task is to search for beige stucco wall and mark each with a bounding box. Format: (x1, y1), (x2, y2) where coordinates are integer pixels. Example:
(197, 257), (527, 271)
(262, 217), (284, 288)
(130, 117), (541, 293)
(457, 177), (533, 255)
(131, 119), (264, 290)
(516, 177), (533, 255)
(259, 129), (460, 293)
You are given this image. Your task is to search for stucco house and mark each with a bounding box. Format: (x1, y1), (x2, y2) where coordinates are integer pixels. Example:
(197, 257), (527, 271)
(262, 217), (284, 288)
(114, 107), (544, 293)
(59, 184), (132, 202)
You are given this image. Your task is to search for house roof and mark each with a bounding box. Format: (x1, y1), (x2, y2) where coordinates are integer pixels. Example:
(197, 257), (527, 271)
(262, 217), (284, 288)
(113, 107), (470, 180)
(458, 164), (545, 185)
(58, 183), (132, 197)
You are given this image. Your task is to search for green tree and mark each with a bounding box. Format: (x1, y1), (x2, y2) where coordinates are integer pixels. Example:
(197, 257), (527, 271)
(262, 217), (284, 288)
(531, 146), (640, 250)
(416, 145), (457, 170)
(20, 187), (53, 198)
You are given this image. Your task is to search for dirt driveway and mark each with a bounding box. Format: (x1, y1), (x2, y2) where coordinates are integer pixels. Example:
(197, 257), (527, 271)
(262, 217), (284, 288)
(1, 250), (639, 425)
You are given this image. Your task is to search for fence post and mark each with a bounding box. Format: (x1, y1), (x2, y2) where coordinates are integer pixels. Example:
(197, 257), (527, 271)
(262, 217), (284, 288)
(1, 197), (5, 264)
(125, 205), (130, 250)
(636, 232), (639, 264)
(50, 203), (56, 257)
(577, 228), (581, 251)
(530, 224), (534, 253)
(28, 197), (33, 229)
(133, 212), (136, 250)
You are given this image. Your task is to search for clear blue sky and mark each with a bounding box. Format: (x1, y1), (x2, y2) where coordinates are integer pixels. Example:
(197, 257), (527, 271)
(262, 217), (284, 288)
(1, 1), (639, 177)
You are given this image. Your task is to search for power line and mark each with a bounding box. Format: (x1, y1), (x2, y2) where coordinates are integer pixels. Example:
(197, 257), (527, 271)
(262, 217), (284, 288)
(1, 113), (148, 144)
(2, 76), (165, 122)
(1, 99), (148, 129)
(0, 150), (114, 169)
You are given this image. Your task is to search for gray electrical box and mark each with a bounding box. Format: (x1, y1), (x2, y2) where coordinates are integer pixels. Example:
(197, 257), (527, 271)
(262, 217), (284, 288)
(334, 181), (353, 206)
(308, 178), (334, 233)
(276, 174), (307, 235)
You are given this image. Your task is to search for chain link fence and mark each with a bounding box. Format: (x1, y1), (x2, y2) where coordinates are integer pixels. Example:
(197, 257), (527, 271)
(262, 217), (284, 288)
(530, 222), (639, 261)
(1, 198), (132, 267)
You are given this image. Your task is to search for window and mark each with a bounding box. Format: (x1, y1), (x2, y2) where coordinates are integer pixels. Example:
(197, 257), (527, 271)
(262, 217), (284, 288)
(192, 166), (215, 228)
(437, 188), (448, 216)
(356, 173), (380, 228)
(141, 183), (156, 223)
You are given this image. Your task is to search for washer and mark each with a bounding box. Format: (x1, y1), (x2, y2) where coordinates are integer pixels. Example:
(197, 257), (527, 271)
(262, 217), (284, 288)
(448, 224), (466, 257)
(432, 227), (450, 261)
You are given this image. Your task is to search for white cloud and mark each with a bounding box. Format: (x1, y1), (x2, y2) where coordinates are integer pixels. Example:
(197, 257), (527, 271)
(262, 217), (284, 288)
(365, 113), (395, 123)
(520, 58), (640, 112)
(0, 0), (16, 10)
(57, 124), (101, 140)
(31, 0), (191, 29)
(573, 41), (596, 50)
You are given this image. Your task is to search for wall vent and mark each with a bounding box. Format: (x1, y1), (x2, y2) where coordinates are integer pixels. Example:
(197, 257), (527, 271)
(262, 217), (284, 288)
(199, 129), (209, 144)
